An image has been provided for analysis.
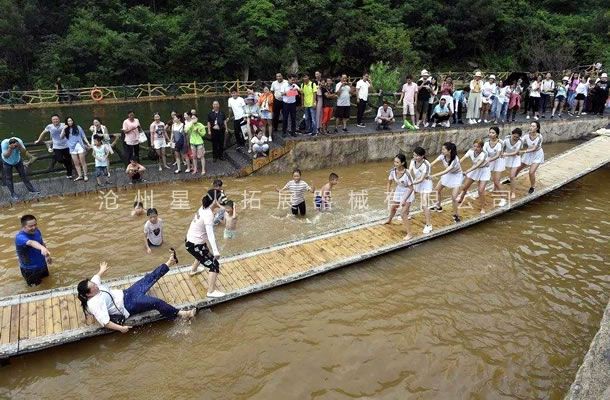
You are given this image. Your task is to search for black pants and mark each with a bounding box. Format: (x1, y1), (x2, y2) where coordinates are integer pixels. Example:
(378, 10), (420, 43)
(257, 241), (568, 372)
(522, 94), (530, 114)
(540, 93), (551, 114)
(291, 201), (306, 216)
(282, 102), (297, 134)
(233, 118), (245, 147)
(431, 113), (450, 123)
(125, 143), (140, 164)
(2, 161), (36, 196)
(21, 266), (49, 286)
(272, 99), (284, 132)
(452, 101), (464, 123)
(356, 99), (367, 124)
(211, 129), (225, 159)
(592, 92), (608, 115)
(529, 97), (540, 113)
(52, 148), (73, 176)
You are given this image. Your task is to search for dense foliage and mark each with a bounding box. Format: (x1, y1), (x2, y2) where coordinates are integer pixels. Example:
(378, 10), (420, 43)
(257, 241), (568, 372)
(1, 0), (608, 89)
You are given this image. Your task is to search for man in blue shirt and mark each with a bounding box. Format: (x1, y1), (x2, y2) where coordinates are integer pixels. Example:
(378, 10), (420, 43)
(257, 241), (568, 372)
(2, 136), (38, 201)
(15, 214), (51, 286)
(430, 98), (452, 128)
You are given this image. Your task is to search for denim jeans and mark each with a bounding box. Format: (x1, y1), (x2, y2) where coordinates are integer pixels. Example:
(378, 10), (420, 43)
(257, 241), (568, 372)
(2, 161), (36, 196)
(496, 102), (508, 121)
(304, 107), (317, 133)
(123, 264), (179, 319)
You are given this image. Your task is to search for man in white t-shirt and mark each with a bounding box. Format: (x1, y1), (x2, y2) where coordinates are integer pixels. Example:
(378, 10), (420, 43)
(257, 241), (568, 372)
(334, 74), (353, 132)
(185, 189), (226, 298)
(281, 75), (300, 137)
(540, 72), (555, 117)
(375, 101), (395, 130)
(356, 73), (372, 127)
(270, 73), (289, 133)
(397, 75), (418, 129)
(228, 89), (246, 149)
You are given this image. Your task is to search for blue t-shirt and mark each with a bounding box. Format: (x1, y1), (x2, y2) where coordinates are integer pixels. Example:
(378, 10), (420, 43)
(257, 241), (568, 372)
(1, 137), (25, 165)
(65, 125), (87, 152)
(434, 104), (450, 114)
(15, 229), (48, 271)
(45, 123), (68, 149)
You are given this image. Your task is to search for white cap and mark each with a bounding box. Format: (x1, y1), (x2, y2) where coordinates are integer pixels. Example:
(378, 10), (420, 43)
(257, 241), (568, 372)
(602, 73), (608, 78)
(421, 69), (429, 76)
(474, 71), (482, 77)
(489, 74), (496, 80)
(562, 76), (569, 81)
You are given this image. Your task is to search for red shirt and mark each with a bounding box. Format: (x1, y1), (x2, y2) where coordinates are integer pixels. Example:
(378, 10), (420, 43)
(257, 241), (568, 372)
(440, 82), (454, 96)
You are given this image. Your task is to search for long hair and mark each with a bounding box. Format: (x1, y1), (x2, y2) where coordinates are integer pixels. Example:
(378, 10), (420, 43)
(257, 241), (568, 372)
(202, 189), (224, 208)
(77, 280), (90, 316)
(395, 153), (407, 168)
(489, 126), (500, 137)
(64, 117), (80, 136)
(532, 121), (541, 133)
(443, 142), (457, 164)
(413, 146), (426, 160)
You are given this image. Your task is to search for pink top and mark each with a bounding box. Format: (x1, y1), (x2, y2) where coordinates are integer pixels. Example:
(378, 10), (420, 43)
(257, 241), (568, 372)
(401, 83), (418, 103)
(440, 82), (453, 96)
(569, 79), (579, 92)
(122, 118), (141, 145)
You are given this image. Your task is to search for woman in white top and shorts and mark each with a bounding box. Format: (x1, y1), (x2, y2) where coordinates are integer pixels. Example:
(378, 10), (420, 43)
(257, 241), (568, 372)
(502, 127), (523, 199)
(516, 121), (544, 194)
(457, 139), (491, 214)
(484, 126), (505, 192)
(384, 153), (415, 240)
(430, 142), (463, 223)
(409, 147), (433, 234)
(150, 113), (171, 171)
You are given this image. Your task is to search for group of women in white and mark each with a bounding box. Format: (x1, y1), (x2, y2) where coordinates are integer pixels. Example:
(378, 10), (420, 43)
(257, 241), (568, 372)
(385, 121), (544, 239)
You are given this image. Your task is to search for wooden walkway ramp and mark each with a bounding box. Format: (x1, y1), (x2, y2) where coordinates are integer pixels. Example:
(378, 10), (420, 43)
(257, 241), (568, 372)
(1, 135), (609, 360)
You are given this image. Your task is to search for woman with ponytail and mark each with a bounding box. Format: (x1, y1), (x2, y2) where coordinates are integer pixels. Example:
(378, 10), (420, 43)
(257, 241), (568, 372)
(430, 142), (463, 223)
(77, 250), (196, 333)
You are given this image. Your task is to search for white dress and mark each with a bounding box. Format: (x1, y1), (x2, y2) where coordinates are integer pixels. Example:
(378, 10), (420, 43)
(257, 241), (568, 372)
(388, 168), (415, 203)
(483, 141), (505, 172)
(436, 154), (463, 188)
(503, 136), (522, 168)
(409, 159), (433, 193)
(465, 149), (491, 181)
(521, 134), (544, 165)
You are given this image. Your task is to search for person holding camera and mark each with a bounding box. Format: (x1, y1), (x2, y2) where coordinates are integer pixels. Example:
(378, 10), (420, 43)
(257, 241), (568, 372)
(2, 136), (38, 201)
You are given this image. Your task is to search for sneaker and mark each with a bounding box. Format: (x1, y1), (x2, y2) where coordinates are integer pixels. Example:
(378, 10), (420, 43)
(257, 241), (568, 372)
(207, 290), (226, 298)
(342, 128), (348, 132)
(498, 198), (508, 207)
(253, 153), (258, 159)
(413, 124), (420, 130)
(526, 115), (530, 119)
(550, 115), (554, 119)
(356, 123), (365, 128)
(174, 169), (180, 174)
(453, 214), (461, 223)
(582, 112), (587, 115)
(424, 122), (429, 128)
(268, 136), (273, 142)
(185, 169), (190, 173)
(484, 119), (489, 123)
(66, 175), (73, 179)
(423, 224), (433, 234)
(477, 119), (482, 123)
(568, 112), (574, 116)
(429, 205), (443, 212)
(10, 193), (19, 201)
(158, 166), (162, 171)
(528, 187), (535, 194)
(443, 121), (450, 127)
(431, 122), (437, 128)
(534, 116), (539, 120)
(558, 114), (562, 118)
(541, 115), (546, 118)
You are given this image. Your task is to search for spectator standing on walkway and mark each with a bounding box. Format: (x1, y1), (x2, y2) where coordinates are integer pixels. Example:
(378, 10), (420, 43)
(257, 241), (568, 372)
(300, 73), (318, 135)
(356, 73), (372, 128)
(467, 71), (483, 124)
(62, 117), (91, 182)
(270, 73), (288, 134)
(527, 75), (542, 120)
(315, 71), (324, 132)
(150, 113), (170, 171)
(320, 78), (337, 134)
(591, 73), (609, 116)
(228, 89), (246, 150)
(2, 137), (38, 201)
(398, 75), (418, 129)
(416, 70), (432, 127)
(508, 80), (523, 122)
(258, 86), (274, 140)
(452, 87), (467, 124)
(35, 114), (73, 179)
(334, 74), (353, 133)
(282, 75), (299, 137)
(481, 74), (496, 123)
(551, 77), (569, 118)
(567, 73), (580, 113)
(15, 214), (50, 286)
(540, 73), (555, 117)
(207, 101), (228, 162)
(122, 111), (141, 163)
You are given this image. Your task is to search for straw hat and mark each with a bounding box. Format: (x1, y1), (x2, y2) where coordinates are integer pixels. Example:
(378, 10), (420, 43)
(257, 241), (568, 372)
(489, 74), (496, 80)
(421, 69), (430, 76)
(562, 76), (569, 81)
(602, 73), (608, 78)
(474, 71), (482, 77)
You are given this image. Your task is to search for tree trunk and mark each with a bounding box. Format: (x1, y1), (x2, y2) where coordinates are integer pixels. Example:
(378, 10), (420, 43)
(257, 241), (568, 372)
(242, 65), (250, 82)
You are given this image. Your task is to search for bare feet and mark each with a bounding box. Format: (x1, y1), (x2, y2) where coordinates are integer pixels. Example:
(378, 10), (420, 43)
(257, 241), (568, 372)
(404, 234), (413, 241)
(383, 220), (392, 225)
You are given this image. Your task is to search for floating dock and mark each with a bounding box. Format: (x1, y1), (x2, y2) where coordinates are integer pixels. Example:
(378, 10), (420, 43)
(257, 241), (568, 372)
(1, 134), (609, 360)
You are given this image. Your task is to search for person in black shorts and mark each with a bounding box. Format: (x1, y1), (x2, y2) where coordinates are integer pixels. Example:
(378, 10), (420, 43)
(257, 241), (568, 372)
(276, 169), (315, 216)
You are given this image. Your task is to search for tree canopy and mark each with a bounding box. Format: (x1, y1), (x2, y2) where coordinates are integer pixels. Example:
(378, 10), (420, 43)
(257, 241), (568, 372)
(0, 0), (608, 89)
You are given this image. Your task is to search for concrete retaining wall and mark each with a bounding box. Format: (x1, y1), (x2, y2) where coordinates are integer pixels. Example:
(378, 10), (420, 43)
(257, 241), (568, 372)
(257, 118), (610, 175)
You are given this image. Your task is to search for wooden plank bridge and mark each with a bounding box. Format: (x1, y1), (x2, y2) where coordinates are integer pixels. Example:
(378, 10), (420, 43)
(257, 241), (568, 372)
(1, 134), (609, 360)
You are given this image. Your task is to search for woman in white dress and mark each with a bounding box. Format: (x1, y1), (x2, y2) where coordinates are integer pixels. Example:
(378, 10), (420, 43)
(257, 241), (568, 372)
(409, 147), (433, 234)
(484, 127), (505, 192)
(502, 127), (523, 199)
(384, 153), (415, 240)
(430, 142), (463, 223)
(457, 139), (491, 214)
(516, 121), (544, 194)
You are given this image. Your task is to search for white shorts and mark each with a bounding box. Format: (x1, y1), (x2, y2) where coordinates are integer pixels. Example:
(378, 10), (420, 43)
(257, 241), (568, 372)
(153, 138), (166, 150)
(403, 102), (415, 116)
(521, 149), (544, 165)
(487, 158), (506, 172)
(504, 155), (521, 169)
(414, 179), (433, 193)
(440, 172), (463, 188)
(70, 143), (85, 155)
(466, 167), (491, 182)
(392, 188), (415, 204)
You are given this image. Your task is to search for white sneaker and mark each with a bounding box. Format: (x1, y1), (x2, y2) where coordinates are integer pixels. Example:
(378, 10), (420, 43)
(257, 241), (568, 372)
(158, 166), (162, 171)
(443, 121), (450, 127)
(484, 119), (489, 123)
(268, 135), (273, 142)
(477, 119), (482, 123)
(185, 169), (191, 173)
(414, 124), (420, 130)
(498, 198), (507, 207)
(526, 115), (530, 119)
(207, 290), (226, 298)
(431, 122), (436, 128)
(424, 122), (429, 128)
(423, 225), (433, 234)
(534, 116), (539, 120)
(582, 112), (587, 115)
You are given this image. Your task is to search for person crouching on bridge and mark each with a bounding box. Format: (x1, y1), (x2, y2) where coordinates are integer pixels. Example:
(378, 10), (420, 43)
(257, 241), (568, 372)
(77, 250), (196, 333)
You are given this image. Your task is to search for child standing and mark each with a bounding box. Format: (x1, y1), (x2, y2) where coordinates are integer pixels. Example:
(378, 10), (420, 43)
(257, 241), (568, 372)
(276, 169), (315, 216)
(144, 208), (164, 253)
(91, 135), (110, 186)
(315, 173), (339, 211)
(223, 201), (238, 239)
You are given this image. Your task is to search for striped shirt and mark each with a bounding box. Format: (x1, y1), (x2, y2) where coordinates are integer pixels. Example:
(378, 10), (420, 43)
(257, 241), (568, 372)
(282, 180), (311, 206)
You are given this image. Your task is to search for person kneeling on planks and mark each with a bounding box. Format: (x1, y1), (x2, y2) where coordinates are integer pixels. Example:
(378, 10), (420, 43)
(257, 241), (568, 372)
(77, 249), (196, 333)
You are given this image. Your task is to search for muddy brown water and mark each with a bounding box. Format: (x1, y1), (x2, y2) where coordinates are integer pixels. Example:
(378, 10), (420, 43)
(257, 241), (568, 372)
(0, 141), (608, 399)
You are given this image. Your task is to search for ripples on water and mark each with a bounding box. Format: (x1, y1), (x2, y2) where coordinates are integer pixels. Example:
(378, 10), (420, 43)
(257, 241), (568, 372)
(0, 147), (608, 399)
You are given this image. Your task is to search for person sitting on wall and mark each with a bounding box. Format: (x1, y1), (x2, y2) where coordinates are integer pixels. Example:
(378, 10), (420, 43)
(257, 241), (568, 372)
(375, 101), (395, 130)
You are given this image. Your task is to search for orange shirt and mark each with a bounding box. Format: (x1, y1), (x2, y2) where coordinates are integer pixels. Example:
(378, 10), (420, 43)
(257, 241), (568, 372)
(258, 92), (274, 113)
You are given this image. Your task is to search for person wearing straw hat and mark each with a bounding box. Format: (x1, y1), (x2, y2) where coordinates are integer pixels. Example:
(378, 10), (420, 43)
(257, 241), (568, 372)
(551, 76), (569, 118)
(466, 71), (483, 124)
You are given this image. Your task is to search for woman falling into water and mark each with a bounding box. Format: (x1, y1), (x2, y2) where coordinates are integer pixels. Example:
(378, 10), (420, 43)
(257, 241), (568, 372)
(456, 139), (491, 214)
(409, 147), (433, 234)
(515, 121), (544, 194)
(430, 142), (463, 223)
(384, 153), (415, 240)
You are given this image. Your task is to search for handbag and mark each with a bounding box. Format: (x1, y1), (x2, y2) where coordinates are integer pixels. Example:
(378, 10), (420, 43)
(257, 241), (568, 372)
(138, 130), (148, 143)
(100, 290), (127, 325)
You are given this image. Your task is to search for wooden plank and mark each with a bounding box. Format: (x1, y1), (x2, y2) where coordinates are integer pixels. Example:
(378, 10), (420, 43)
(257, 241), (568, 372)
(51, 296), (62, 334)
(240, 258), (271, 283)
(175, 273), (197, 303)
(44, 298), (54, 335)
(0, 307), (11, 345)
(67, 294), (81, 330)
(28, 301), (37, 339)
(221, 261), (245, 289)
(59, 296), (71, 332)
(232, 260), (258, 285)
(164, 275), (186, 305)
(18, 302), (29, 341)
(9, 304), (19, 344)
(35, 301), (46, 338)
